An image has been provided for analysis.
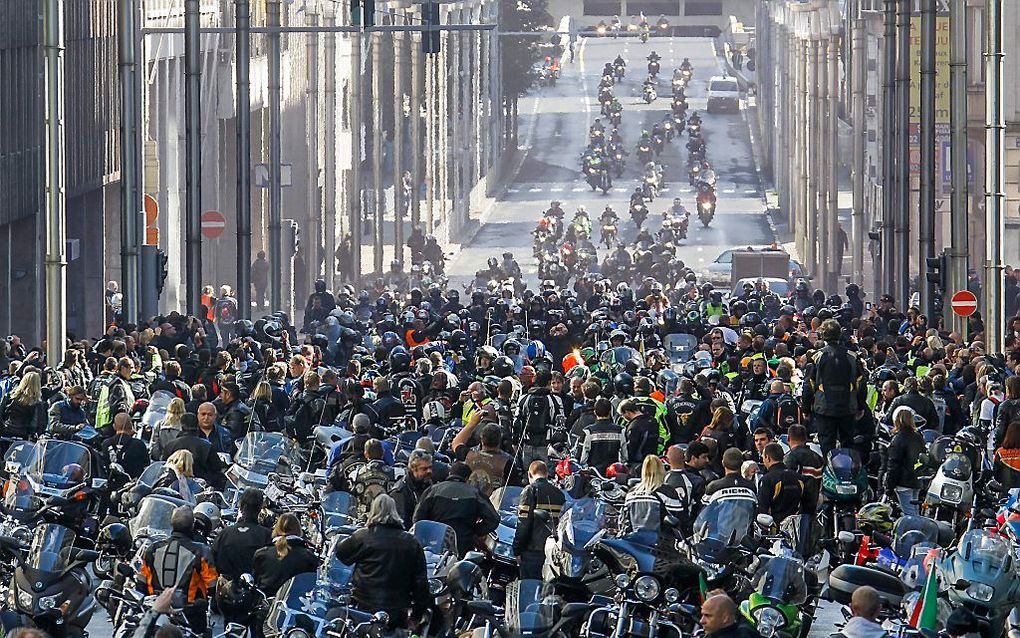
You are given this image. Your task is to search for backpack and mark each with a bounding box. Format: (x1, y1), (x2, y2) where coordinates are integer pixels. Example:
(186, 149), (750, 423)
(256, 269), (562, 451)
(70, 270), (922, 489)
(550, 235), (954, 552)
(523, 395), (553, 439)
(633, 396), (669, 452)
(775, 395), (802, 429)
(215, 298), (238, 324)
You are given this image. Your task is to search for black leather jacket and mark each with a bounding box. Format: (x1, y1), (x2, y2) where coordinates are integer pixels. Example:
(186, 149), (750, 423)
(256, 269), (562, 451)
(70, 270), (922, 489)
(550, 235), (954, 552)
(335, 523), (432, 614)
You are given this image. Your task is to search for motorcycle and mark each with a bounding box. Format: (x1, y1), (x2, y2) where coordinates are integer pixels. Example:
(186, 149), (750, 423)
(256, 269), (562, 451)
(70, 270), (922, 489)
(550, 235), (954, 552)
(640, 26), (650, 43)
(580, 572), (684, 638)
(687, 120), (701, 137)
(610, 148), (625, 177)
(630, 203), (648, 229)
(614, 63), (625, 81)
(1, 524), (99, 638)
(662, 119), (675, 142)
(643, 85), (657, 104)
(818, 449), (871, 540)
(637, 143), (653, 165)
(940, 529), (1020, 638)
(647, 60), (660, 79)
(468, 579), (590, 638)
(586, 165), (612, 194)
(544, 497), (610, 601)
(739, 551), (815, 638)
(687, 493), (757, 596)
(609, 110), (621, 127)
(696, 184), (716, 228)
(600, 223), (618, 249)
(223, 431), (309, 516)
(922, 436), (978, 529)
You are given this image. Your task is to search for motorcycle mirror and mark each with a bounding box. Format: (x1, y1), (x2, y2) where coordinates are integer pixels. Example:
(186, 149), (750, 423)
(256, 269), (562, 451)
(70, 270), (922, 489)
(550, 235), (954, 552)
(372, 611), (390, 626)
(837, 531), (856, 544)
(468, 600), (499, 618)
(463, 551), (486, 565)
(241, 573), (255, 586)
(91, 477), (108, 491)
(225, 623), (247, 637)
(756, 513), (775, 529)
(954, 578), (971, 590)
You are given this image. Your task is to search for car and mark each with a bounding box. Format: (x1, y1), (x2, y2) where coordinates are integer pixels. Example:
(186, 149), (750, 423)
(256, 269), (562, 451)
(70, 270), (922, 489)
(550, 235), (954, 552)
(731, 277), (791, 299)
(706, 76), (741, 113)
(701, 248), (804, 287)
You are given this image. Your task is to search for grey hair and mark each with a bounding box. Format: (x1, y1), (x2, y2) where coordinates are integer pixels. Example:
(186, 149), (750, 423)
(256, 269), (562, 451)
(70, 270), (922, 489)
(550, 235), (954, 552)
(366, 494), (404, 527)
(408, 449), (433, 469)
(414, 437), (436, 454)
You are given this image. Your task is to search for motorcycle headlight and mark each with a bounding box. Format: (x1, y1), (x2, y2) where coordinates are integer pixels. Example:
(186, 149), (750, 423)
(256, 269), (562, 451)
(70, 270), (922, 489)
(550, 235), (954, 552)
(664, 588), (679, 603)
(835, 484), (858, 495)
(634, 575), (660, 602)
(428, 578), (446, 596)
(614, 574), (630, 589)
(967, 582), (994, 602)
(754, 607), (786, 637)
(940, 484), (963, 503)
(17, 589), (33, 610)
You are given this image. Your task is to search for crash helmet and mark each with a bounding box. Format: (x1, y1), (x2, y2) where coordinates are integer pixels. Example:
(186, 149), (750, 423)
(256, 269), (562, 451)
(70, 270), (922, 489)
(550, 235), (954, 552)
(388, 346), (411, 373)
(492, 356), (515, 378)
(422, 400), (448, 423)
(856, 502), (895, 534)
(614, 372), (635, 396)
(98, 522), (133, 554)
(556, 459), (580, 481)
(194, 501), (222, 536)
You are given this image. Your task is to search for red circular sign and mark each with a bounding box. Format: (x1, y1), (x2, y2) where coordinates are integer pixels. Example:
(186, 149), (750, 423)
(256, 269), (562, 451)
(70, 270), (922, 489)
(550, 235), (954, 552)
(201, 211), (226, 239)
(951, 290), (978, 317)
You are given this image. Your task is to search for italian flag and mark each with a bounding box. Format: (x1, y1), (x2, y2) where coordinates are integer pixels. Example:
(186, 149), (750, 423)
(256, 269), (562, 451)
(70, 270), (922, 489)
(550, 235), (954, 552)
(909, 549), (940, 631)
(699, 572), (710, 603)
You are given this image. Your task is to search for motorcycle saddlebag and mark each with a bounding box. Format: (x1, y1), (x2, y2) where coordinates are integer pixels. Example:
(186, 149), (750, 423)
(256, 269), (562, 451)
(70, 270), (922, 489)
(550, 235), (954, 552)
(828, 564), (906, 607)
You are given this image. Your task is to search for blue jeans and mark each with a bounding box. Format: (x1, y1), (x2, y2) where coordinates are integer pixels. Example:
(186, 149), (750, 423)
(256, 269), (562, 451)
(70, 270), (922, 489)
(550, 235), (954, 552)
(895, 487), (920, 517)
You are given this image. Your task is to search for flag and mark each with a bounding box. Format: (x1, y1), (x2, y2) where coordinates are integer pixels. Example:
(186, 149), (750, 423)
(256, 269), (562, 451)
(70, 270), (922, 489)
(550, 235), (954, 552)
(909, 549), (940, 631)
(699, 572), (709, 603)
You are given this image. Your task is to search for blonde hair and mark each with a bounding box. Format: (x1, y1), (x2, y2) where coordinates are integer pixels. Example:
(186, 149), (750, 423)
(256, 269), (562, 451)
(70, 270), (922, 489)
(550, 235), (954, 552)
(273, 513), (301, 557)
(10, 372), (41, 407)
(251, 381), (272, 403)
(892, 408), (918, 435)
(707, 406), (734, 431)
(166, 449), (195, 477)
(165, 398), (185, 426)
(635, 454), (665, 495)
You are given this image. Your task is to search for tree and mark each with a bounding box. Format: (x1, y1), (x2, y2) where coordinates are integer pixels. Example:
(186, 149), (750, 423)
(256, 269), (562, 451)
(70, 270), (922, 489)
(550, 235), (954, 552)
(499, 0), (553, 142)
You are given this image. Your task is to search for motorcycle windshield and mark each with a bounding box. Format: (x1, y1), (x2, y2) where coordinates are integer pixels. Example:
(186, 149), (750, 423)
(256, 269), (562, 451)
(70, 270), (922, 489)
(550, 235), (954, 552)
(753, 556), (808, 605)
(137, 462), (166, 488)
(892, 516), (941, 558)
(27, 524), (75, 573)
(600, 347), (643, 370)
(664, 334), (698, 364)
(825, 448), (862, 482)
(31, 440), (91, 489)
(234, 432), (302, 477)
(694, 497), (755, 552)
(322, 491), (357, 530)
(141, 390), (176, 431)
(412, 520), (458, 558)
(4, 441), (38, 475)
(492, 486), (524, 526)
(506, 579), (558, 637)
(560, 498), (606, 551)
(941, 453), (972, 481)
(4, 476), (45, 514)
(957, 529), (1011, 576)
(130, 496), (178, 541)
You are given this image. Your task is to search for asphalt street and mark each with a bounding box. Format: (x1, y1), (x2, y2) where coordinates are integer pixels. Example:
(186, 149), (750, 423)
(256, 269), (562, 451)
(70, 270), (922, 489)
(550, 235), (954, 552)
(447, 35), (774, 291)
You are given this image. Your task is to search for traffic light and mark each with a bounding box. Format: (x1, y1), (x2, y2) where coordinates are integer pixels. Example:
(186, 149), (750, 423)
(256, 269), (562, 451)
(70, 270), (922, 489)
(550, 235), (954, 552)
(156, 248), (169, 296)
(925, 250), (948, 291)
(351, 0), (374, 27)
(422, 1), (440, 54)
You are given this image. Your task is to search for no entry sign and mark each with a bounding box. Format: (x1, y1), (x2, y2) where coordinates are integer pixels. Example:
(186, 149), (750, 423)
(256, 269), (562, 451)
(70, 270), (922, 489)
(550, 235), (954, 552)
(201, 211), (226, 239)
(950, 290), (978, 317)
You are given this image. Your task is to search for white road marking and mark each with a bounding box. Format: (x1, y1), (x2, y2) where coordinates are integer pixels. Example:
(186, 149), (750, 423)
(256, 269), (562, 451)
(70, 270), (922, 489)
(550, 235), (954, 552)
(613, 188), (627, 192)
(528, 187), (543, 192)
(549, 187), (564, 192)
(572, 187), (587, 192)
(723, 188), (736, 194)
(507, 188), (520, 193)
(744, 189), (759, 194)
(696, 246), (703, 252)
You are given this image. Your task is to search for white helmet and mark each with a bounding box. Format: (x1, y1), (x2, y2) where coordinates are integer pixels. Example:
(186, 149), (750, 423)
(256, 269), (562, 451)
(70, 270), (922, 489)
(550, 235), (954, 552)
(423, 400), (447, 423)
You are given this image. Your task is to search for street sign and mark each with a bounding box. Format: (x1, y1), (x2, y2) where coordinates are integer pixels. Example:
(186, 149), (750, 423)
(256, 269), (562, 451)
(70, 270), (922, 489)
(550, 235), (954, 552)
(950, 290), (978, 317)
(253, 163), (293, 188)
(144, 195), (160, 245)
(201, 210), (226, 239)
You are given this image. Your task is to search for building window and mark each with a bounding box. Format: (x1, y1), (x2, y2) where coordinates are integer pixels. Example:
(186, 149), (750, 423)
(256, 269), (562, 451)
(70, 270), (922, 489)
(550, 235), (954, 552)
(583, 0), (622, 15)
(629, 0), (680, 15)
(684, 1), (722, 16)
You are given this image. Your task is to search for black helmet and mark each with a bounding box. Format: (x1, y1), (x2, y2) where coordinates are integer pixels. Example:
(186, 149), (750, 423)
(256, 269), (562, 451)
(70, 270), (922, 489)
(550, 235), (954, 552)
(99, 522), (133, 554)
(741, 312), (761, 327)
(845, 283), (861, 298)
(314, 279), (327, 293)
(446, 559), (484, 596)
(388, 346), (411, 373)
(614, 372), (635, 396)
(816, 307), (834, 320)
(492, 356), (515, 378)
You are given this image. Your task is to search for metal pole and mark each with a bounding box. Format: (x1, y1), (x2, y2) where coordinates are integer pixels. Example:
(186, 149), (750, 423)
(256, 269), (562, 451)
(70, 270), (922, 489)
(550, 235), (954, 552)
(184, 0), (203, 317)
(306, 9), (321, 284)
(43, 0), (66, 363)
(881, 0), (896, 294)
(410, 32), (422, 229)
(371, 32), (384, 275)
(323, 8), (337, 289)
(828, 33), (840, 292)
(806, 38), (819, 279)
(949, 0), (968, 336)
(816, 35), (829, 290)
(351, 29), (363, 282)
(235, 0), (252, 318)
(984, 0), (1005, 352)
(895, 0), (910, 306)
(394, 31), (406, 266)
(852, 10), (866, 284)
(118, 0), (140, 323)
(919, 0), (936, 317)
(268, 0), (283, 310)
(797, 39), (809, 264)
(425, 52), (436, 233)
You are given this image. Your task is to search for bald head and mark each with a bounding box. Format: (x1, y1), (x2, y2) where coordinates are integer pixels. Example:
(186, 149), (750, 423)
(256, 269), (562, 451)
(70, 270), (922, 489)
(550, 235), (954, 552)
(666, 445), (686, 470)
(769, 380), (786, 394)
(851, 586), (882, 620)
(700, 593), (737, 633)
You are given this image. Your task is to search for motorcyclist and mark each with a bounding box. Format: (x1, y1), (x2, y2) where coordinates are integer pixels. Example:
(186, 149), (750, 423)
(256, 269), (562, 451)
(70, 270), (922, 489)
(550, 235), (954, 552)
(413, 461), (501, 556)
(422, 235), (445, 272)
(336, 494), (433, 629)
(305, 279), (337, 316)
(253, 512), (321, 598)
(647, 51), (661, 65)
(614, 54), (626, 69)
(513, 460), (566, 579)
(385, 260), (409, 291)
(139, 505), (218, 633)
(47, 385), (89, 438)
(212, 488), (273, 624)
(680, 57), (693, 72)
(630, 188), (646, 209)
(600, 206), (620, 225)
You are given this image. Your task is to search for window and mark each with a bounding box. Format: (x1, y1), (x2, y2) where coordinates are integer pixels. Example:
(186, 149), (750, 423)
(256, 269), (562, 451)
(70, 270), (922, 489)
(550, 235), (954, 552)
(709, 80), (739, 92)
(583, 0), (621, 15)
(627, 0), (680, 15)
(684, 1), (722, 16)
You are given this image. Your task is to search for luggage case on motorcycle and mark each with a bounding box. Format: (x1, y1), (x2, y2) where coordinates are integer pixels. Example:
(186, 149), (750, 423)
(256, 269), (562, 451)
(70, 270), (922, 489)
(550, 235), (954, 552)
(827, 564), (906, 607)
